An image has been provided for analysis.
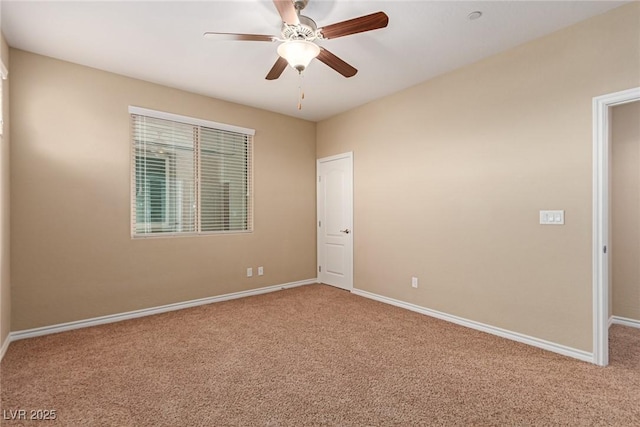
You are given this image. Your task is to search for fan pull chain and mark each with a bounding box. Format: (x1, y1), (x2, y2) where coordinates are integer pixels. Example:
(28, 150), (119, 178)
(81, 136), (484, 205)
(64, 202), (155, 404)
(297, 72), (305, 110)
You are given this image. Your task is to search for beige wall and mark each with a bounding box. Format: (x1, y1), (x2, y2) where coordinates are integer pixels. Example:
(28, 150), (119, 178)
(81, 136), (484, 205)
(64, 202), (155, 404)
(317, 3), (640, 352)
(10, 50), (317, 330)
(612, 101), (640, 321)
(1, 32), (10, 346)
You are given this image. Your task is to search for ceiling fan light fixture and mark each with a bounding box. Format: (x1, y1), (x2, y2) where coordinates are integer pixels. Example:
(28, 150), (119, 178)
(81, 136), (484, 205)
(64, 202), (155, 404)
(277, 40), (320, 73)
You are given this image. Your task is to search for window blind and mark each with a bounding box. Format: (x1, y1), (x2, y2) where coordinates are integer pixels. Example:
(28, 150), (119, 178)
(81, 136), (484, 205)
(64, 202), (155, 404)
(200, 127), (252, 232)
(131, 109), (253, 237)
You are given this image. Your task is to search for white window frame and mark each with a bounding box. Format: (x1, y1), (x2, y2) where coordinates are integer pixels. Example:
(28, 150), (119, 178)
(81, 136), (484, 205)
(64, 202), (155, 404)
(0, 60), (7, 137)
(129, 106), (255, 238)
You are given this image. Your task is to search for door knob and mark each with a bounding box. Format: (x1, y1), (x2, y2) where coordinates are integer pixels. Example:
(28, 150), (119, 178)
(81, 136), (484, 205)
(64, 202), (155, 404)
(340, 229), (351, 234)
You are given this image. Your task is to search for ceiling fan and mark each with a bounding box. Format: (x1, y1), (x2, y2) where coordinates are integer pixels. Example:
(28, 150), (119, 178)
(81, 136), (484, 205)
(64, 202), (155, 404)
(203, 0), (389, 80)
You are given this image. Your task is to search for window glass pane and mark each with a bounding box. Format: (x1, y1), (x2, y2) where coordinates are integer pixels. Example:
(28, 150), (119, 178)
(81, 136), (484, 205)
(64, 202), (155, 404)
(132, 115), (196, 235)
(135, 156), (167, 224)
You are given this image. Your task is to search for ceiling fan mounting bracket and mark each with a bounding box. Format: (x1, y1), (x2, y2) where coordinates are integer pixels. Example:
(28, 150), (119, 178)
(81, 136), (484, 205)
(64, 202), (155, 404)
(294, 0), (309, 13)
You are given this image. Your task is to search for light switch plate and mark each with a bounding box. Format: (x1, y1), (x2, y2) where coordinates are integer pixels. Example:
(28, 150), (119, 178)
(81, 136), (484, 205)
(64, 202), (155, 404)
(540, 210), (565, 225)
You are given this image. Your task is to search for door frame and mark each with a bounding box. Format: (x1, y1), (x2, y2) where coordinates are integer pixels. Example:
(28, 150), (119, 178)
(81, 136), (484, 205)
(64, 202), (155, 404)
(592, 87), (640, 366)
(317, 152), (354, 291)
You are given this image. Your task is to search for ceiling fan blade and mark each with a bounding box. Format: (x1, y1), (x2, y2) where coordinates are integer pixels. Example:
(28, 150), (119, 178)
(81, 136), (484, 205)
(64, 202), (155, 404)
(266, 56), (289, 80)
(203, 32), (277, 42)
(317, 47), (357, 78)
(273, 0), (300, 26)
(319, 11), (389, 40)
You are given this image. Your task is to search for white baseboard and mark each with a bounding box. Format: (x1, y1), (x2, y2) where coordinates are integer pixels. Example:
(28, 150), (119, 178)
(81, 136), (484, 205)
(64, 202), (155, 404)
(0, 333), (10, 361)
(351, 288), (593, 364)
(608, 316), (614, 328)
(8, 279), (317, 345)
(611, 315), (640, 329)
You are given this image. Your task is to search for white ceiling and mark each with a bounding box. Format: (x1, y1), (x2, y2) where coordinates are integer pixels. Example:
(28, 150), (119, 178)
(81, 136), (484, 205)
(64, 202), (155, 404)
(1, 1), (629, 121)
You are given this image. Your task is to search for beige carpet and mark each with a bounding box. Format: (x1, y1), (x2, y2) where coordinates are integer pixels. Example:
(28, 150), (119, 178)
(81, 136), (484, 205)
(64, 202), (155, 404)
(1, 284), (639, 426)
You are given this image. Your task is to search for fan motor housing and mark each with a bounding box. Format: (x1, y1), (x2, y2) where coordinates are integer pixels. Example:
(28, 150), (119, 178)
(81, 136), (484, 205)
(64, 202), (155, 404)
(281, 15), (318, 41)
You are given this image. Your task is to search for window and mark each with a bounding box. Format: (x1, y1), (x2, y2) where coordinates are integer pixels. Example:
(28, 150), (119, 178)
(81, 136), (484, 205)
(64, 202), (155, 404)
(0, 60), (7, 136)
(130, 107), (254, 237)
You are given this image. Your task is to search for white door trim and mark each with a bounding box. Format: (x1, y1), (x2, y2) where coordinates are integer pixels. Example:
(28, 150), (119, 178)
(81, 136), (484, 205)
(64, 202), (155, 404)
(318, 152), (354, 164)
(317, 152), (354, 291)
(592, 87), (640, 366)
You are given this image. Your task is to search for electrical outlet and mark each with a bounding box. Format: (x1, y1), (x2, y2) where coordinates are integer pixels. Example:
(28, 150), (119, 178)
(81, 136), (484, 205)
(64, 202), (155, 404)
(247, 267), (253, 277)
(258, 266), (264, 276)
(411, 277), (418, 288)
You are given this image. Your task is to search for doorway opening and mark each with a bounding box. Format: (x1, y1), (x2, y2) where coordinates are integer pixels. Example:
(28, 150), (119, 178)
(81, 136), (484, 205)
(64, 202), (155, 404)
(592, 87), (640, 366)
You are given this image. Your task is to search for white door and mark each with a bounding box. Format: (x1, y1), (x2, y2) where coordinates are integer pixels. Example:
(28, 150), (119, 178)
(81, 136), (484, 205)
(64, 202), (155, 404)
(317, 152), (353, 290)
